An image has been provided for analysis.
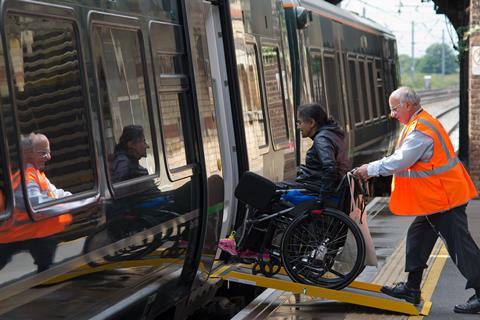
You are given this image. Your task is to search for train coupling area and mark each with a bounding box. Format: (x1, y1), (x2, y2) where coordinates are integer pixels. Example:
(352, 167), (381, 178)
(209, 263), (431, 316)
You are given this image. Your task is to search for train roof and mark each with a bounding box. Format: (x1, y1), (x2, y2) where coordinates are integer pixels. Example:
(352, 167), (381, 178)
(296, 0), (396, 39)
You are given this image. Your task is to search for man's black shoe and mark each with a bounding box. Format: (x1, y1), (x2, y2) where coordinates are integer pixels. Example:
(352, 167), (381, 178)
(454, 294), (480, 314)
(380, 282), (421, 305)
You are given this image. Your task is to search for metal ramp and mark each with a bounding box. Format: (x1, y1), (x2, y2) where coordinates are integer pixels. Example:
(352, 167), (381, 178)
(210, 264), (432, 316)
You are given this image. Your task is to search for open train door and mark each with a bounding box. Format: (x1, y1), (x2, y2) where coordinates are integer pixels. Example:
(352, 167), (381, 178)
(203, 0), (239, 245)
(175, 1), (239, 316)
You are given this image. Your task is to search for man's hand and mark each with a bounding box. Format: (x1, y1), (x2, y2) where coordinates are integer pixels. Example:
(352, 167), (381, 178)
(353, 164), (370, 181)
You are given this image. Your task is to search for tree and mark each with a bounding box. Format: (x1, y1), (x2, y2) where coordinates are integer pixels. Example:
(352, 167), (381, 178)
(398, 54), (414, 74)
(417, 43), (458, 74)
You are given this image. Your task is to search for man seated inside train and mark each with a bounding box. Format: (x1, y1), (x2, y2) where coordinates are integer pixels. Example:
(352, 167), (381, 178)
(0, 133), (72, 272)
(110, 125), (150, 183)
(23, 133), (72, 204)
(219, 102), (349, 259)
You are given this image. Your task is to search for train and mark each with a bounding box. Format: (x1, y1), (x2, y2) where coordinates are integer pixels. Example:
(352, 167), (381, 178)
(0, 0), (399, 319)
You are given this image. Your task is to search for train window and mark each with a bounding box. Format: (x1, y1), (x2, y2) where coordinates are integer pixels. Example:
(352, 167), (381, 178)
(358, 60), (371, 122)
(375, 59), (386, 117)
(348, 59), (362, 124)
(261, 46), (289, 148)
(150, 22), (192, 173)
(6, 14), (95, 207)
(323, 55), (341, 122)
(92, 24), (156, 184)
(309, 52), (326, 108)
(237, 43), (268, 170)
(367, 61), (379, 119)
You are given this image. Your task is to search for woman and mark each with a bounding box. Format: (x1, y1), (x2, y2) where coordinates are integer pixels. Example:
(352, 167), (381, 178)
(220, 102), (349, 257)
(289, 102), (349, 202)
(111, 125), (150, 183)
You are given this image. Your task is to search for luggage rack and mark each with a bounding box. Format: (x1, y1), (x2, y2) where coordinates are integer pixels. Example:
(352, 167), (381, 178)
(210, 263), (432, 316)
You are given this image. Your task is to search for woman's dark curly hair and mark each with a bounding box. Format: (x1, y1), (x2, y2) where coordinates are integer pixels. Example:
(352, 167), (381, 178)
(114, 125), (144, 153)
(297, 102), (335, 127)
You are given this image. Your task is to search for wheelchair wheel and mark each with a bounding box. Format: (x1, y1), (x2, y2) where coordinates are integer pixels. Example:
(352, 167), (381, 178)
(83, 215), (163, 266)
(281, 207), (366, 290)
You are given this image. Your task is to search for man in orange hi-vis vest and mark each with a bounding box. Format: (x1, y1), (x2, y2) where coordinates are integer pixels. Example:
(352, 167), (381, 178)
(354, 87), (480, 314)
(0, 133), (72, 272)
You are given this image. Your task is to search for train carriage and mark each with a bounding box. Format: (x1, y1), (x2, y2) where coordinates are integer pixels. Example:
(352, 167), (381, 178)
(0, 0), (398, 319)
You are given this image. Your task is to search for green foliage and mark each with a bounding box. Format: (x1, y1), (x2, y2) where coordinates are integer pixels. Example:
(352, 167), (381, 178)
(416, 43), (458, 74)
(400, 72), (459, 90)
(398, 54), (413, 74)
(398, 42), (459, 90)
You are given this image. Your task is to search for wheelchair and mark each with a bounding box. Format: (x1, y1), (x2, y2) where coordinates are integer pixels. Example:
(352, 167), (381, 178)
(233, 171), (367, 290)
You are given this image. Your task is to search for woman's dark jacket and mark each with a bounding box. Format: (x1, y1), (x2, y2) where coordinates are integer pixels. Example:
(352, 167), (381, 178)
(111, 151), (148, 183)
(296, 121), (349, 197)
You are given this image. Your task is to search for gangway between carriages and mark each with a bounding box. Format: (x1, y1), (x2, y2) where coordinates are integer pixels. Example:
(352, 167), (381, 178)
(210, 263), (432, 316)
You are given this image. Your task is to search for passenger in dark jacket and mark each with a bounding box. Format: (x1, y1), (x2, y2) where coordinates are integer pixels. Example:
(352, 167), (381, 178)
(111, 125), (149, 183)
(219, 103), (349, 258)
(288, 103), (349, 200)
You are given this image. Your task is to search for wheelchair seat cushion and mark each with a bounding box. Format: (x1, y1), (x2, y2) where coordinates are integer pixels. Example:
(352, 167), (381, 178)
(235, 171), (277, 210)
(281, 189), (318, 205)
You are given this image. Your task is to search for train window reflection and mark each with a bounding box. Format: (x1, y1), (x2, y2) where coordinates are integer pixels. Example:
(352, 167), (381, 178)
(348, 59), (362, 124)
(92, 25), (156, 183)
(309, 52), (326, 110)
(375, 59), (386, 117)
(238, 43), (267, 171)
(150, 22), (191, 172)
(358, 60), (371, 122)
(6, 14), (95, 207)
(261, 46), (289, 147)
(323, 56), (341, 122)
(367, 61), (379, 119)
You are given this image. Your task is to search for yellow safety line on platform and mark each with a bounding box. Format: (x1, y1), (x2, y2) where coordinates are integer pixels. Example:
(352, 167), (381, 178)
(409, 243), (449, 319)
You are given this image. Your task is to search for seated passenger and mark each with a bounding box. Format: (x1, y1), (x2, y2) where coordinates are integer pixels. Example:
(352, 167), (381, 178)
(281, 102), (349, 202)
(110, 125), (149, 183)
(23, 133), (72, 205)
(0, 133), (72, 272)
(220, 102), (349, 257)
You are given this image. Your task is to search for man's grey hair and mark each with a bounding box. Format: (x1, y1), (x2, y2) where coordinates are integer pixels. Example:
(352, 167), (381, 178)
(20, 133), (35, 152)
(391, 86), (421, 107)
(20, 132), (48, 152)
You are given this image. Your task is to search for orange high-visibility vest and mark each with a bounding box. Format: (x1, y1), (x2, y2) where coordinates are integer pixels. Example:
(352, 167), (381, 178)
(0, 168), (72, 244)
(24, 167), (55, 198)
(389, 110), (478, 216)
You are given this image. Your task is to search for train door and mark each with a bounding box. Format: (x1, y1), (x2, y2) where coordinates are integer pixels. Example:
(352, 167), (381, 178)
(203, 1), (238, 242)
(180, 0), (226, 304)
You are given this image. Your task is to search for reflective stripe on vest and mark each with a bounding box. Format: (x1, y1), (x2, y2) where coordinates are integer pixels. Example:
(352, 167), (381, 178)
(395, 118), (459, 178)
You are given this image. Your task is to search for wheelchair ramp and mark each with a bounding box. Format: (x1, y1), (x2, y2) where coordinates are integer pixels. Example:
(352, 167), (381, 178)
(210, 264), (431, 316)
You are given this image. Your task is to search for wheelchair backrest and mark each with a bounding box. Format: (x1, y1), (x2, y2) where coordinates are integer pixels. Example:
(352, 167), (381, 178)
(234, 171), (277, 211)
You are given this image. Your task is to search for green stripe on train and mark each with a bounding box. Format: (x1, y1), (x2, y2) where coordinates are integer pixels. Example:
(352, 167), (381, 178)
(207, 202), (224, 216)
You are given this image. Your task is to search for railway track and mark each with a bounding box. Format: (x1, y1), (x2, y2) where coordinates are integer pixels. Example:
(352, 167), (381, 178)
(417, 87), (459, 105)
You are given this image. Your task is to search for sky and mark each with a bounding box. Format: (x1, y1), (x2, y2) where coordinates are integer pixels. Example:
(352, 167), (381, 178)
(340, 0), (459, 58)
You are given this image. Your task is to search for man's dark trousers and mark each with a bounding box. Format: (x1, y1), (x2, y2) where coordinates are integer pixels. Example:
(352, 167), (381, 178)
(406, 204), (480, 289)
